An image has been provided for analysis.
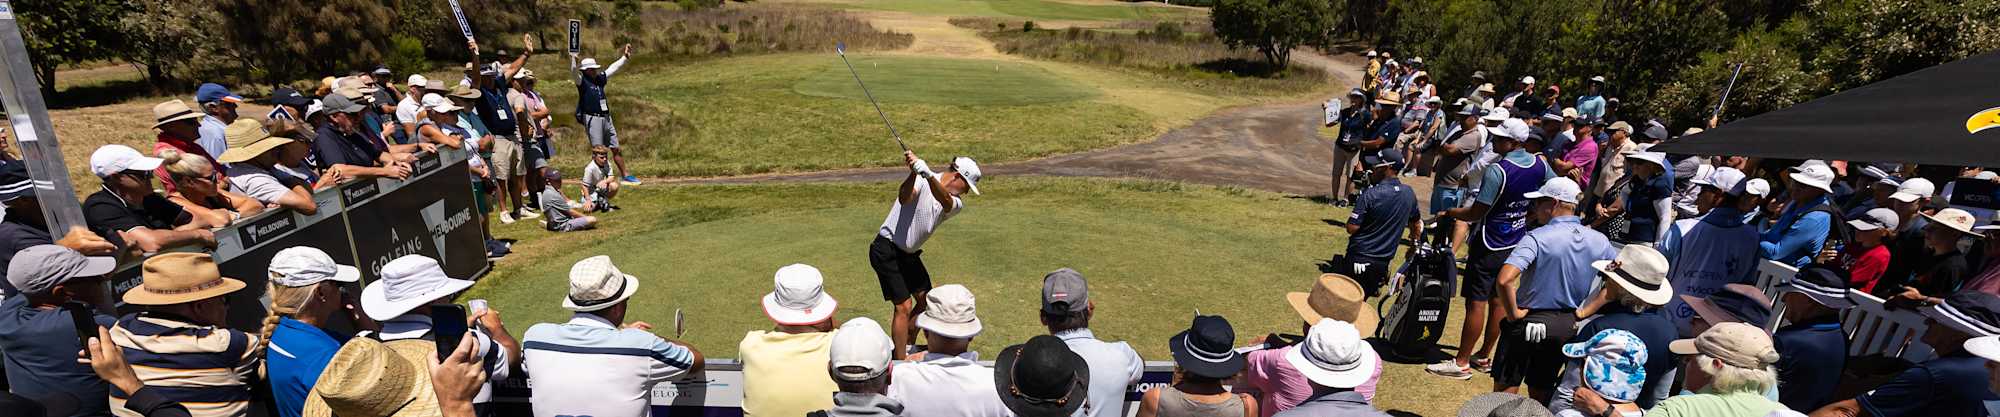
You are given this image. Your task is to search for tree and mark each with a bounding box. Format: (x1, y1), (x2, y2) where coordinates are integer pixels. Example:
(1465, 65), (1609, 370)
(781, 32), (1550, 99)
(14, 0), (133, 97)
(116, 0), (227, 91)
(211, 0), (397, 85)
(1210, 0), (1334, 68)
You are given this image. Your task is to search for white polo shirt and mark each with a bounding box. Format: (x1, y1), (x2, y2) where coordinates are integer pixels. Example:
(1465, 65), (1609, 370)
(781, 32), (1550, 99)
(887, 352), (1012, 417)
(372, 313), (511, 404)
(877, 179), (961, 253)
(523, 314), (695, 417)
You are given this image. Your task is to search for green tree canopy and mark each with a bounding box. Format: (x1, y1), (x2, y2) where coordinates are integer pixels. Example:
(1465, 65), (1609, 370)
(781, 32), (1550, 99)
(1210, 0), (1334, 68)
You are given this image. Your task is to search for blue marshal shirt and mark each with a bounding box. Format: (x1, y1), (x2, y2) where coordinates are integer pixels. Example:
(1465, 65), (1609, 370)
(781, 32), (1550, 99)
(1662, 206), (1763, 336)
(0, 296), (117, 417)
(1573, 306), (1678, 409)
(1858, 351), (1996, 417)
(1348, 177), (1419, 262)
(1773, 318), (1846, 413)
(1503, 216), (1616, 310)
(267, 317), (349, 417)
(1760, 195), (1834, 268)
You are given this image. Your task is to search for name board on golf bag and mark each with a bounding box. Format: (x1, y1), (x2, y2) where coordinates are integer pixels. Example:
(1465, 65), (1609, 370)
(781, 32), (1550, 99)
(489, 361), (1184, 417)
(105, 148), (487, 330)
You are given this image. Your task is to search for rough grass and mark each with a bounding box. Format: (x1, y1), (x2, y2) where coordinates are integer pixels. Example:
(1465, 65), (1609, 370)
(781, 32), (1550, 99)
(791, 55), (1098, 105)
(979, 25), (1329, 97)
(803, 0), (1199, 21)
(466, 176), (1489, 417)
(587, 5), (915, 59)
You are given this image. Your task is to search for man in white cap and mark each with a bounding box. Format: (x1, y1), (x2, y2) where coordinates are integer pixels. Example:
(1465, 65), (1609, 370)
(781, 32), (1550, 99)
(1502, 76), (1536, 115)
(1362, 50), (1381, 91)
(1661, 168), (1763, 337)
(572, 43), (639, 185)
(889, 284), (1008, 417)
(1761, 163), (1841, 268)
(0, 245), (118, 417)
(1577, 76), (1607, 120)
(1586, 121), (1638, 209)
(82, 144), (217, 254)
(741, 264), (841, 417)
(1273, 318), (1390, 417)
(818, 318), (904, 417)
(524, 255), (702, 417)
(1488, 177), (1615, 401)
(397, 74), (431, 140)
(872, 149), (982, 357)
(1660, 167), (1747, 256)
(360, 254), (519, 412)
(1877, 177), (1938, 297)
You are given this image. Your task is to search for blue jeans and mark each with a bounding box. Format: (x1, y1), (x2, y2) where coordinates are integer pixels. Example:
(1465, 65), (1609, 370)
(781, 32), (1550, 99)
(1430, 186), (1465, 215)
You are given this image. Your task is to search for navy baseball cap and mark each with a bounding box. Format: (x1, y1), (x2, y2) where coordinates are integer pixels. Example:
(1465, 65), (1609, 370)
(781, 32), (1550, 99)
(1361, 148), (1404, 171)
(1923, 291), (2000, 337)
(194, 83), (242, 104)
(270, 87), (312, 108)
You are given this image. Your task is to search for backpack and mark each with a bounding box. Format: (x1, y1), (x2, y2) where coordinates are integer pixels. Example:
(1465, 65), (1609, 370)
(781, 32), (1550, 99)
(1809, 202), (1854, 255)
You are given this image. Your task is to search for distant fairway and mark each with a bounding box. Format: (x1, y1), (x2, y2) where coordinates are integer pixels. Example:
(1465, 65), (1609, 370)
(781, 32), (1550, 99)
(818, 0), (1200, 21)
(793, 55), (1097, 105)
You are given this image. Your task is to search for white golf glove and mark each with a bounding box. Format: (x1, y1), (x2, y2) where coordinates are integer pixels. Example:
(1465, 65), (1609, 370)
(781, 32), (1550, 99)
(1524, 321), (1547, 343)
(911, 159), (937, 179)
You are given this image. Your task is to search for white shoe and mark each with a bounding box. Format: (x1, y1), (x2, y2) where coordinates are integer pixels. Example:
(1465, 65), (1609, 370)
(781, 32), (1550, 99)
(499, 211), (517, 224)
(1425, 360), (1475, 380)
(518, 210), (540, 219)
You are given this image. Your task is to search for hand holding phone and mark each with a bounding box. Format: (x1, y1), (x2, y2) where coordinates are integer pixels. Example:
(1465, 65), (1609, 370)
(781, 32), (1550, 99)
(430, 304), (469, 362)
(65, 302), (99, 349)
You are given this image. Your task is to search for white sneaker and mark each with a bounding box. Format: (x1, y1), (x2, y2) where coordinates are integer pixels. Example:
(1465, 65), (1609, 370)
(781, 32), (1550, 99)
(518, 210), (540, 219)
(1425, 360), (1475, 380)
(499, 211), (517, 224)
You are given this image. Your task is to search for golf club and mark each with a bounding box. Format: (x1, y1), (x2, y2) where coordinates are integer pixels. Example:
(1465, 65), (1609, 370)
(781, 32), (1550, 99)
(835, 42), (908, 153)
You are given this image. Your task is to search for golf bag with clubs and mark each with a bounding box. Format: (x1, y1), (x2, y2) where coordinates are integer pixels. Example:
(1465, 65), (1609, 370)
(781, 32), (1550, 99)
(1375, 218), (1456, 362)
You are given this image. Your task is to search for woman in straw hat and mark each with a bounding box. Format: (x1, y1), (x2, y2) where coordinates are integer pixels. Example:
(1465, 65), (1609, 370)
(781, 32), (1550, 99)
(215, 119), (318, 215)
(157, 147), (262, 227)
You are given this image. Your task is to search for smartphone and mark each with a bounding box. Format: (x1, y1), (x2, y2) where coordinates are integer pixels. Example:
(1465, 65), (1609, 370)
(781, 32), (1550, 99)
(431, 304), (469, 362)
(65, 303), (98, 348)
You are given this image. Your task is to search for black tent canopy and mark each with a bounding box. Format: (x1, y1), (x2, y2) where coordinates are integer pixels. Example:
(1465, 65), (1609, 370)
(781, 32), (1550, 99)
(1652, 50), (2000, 168)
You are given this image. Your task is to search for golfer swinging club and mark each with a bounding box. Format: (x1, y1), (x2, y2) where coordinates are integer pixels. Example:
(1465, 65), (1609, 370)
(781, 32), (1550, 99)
(871, 150), (982, 356)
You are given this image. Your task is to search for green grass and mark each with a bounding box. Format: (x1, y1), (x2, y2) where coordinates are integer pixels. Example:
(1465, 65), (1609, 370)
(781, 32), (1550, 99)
(468, 176), (1490, 416)
(827, 0), (1197, 21)
(522, 53), (1151, 178)
(793, 55), (1098, 105)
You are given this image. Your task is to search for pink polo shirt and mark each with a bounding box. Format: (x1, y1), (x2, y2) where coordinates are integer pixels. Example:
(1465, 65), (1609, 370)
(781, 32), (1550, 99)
(1242, 345), (1380, 417)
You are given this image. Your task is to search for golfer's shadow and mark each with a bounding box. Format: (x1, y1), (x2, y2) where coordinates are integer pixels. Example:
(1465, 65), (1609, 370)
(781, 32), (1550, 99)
(1365, 337), (1454, 365)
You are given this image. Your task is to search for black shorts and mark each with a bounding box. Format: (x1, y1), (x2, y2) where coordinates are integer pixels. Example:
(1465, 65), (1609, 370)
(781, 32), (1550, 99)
(868, 235), (932, 303)
(1333, 255), (1392, 299)
(1493, 310), (1579, 390)
(1460, 244), (1512, 301)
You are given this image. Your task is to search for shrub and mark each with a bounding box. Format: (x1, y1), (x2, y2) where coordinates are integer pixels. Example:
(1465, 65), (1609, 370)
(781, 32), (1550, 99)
(1022, 20), (1037, 32)
(1149, 21), (1183, 41)
(384, 35), (428, 75)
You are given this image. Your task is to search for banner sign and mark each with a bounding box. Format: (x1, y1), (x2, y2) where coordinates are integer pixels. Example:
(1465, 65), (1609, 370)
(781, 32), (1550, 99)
(489, 361), (1183, 417)
(567, 19), (582, 53)
(449, 0), (475, 42)
(108, 149), (487, 330)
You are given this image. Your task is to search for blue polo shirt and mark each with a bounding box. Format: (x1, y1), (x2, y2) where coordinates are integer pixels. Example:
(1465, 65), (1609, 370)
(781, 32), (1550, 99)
(1504, 216), (1615, 310)
(267, 317), (349, 417)
(1347, 177), (1418, 262)
(0, 296), (116, 417)
(1760, 195), (1834, 268)
(1367, 116), (1403, 148)
(1574, 305), (1677, 409)
(1774, 317), (1846, 413)
(1858, 351), (1996, 417)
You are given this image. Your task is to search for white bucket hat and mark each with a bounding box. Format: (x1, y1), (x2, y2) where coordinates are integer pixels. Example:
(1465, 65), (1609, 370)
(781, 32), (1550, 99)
(1789, 164), (1836, 193)
(1285, 318), (1378, 389)
(916, 284), (982, 338)
(762, 264), (838, 325)
(564, 256), (640, 312)
(361, 255), (475, 321)
(268, 247), (361, 288)
(579, 58), (602, 70)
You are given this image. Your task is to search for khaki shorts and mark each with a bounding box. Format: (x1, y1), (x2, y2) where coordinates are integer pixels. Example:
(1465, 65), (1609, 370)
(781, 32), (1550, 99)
(490, 136), (525, 178)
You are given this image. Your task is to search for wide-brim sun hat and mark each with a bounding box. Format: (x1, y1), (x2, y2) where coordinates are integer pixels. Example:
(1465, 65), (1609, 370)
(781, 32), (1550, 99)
(300, 338), (437, 417)
(151, 100), (203, 128)
(1591, 246), (1673, 306)
(1921, 207), (1983, 236)
(1284, 318), (1378, 389)
(762, 286), (838, 326)
(122, 252), (248, 306)
(1966, 335), (2000, 362)
(360, 256), (477, 321)
(994, 336), (1091, 417)
(215, 120), (296, 163)
(1168, 315), (1246, 380)
(1285, 274), (1380, 336)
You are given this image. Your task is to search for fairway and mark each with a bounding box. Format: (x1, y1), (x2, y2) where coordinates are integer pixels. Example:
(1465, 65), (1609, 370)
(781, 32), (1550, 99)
(813, 0), (1199, 21)
(794, 55), (1098, 106)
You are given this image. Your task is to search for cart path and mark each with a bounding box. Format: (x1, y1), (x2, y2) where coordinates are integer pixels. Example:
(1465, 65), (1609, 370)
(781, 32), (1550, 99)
(658, 48), (1428, 198)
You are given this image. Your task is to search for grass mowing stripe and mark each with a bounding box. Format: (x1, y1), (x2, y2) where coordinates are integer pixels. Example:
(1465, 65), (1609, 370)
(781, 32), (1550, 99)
(793, 55), (1097, 106)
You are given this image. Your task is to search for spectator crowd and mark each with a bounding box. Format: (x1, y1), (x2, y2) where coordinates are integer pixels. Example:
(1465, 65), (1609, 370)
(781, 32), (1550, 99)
(0, 21), (1998, 417)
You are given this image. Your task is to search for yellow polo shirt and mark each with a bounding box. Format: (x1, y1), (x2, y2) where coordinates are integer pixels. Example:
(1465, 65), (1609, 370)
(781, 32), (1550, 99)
(738, 330), (839, 417)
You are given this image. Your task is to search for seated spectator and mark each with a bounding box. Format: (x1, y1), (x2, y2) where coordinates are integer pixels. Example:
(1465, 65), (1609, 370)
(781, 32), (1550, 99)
(995, 334), (1088, 417)
(1809, 291), (2000, 417)
(1455, 393), (1554, 417)
(1257, 274), (1382, 415)
(582, 146), (621, 212)
(536, 169), (598, 232)
(259, 247), (365, 417)
(149, 99), (217, 195)
(1964, 335), (2000, 395)
(1892, 208), (1982, 306)
(77, 323), (196, 417)
(84, 145), (217, 254)
(216, 119), (318, 214)
(889, 284), (1009, 417)
(157, 147), (263, 224)
(312, 93), (413, 180)
(0, 164), (116, 282)
(820, 318), (903, 417)
(415, 94), (472, 150)
(299, 337), (437, 417)
(1040, 268), (1144, 417)
(1578, 322), (1794, 417)
(1272, 319), (1390, 417)
(1770, 266), (1852, 413)
(1958, 215), (2000, 295)
(1551, 329), (1648, 417)
(1, 245), (118, 417)
(1833, 208), (1898, 293)
(358, 255), (517, 412)
(1762, 163), (1839, 268)
(524, 256), (702, 417)
(1137, 315), (1258, 417)
(1682, 284), (1773, 338)
(111, 252), (259, 417)
(1563, 245), (1676, 409)
(741, 264), (840, 417)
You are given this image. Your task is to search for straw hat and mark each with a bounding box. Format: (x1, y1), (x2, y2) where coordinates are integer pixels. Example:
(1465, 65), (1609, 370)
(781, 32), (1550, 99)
(301, 338), (438, 417)
(1374, 91), (1402, 106)
(215, 119), (295, 163)
(151, 100), (203, 128)
(1286, 274), (1380, 336)
(122, 253), (246, 306)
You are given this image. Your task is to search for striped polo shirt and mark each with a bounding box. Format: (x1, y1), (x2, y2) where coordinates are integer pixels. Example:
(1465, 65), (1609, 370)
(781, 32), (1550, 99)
(108, 312), (260, 417)
(523, 313), (695, 417)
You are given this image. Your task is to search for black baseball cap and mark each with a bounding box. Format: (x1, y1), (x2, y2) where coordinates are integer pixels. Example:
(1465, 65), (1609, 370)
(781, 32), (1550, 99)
(1361, 148), (1404, 171)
